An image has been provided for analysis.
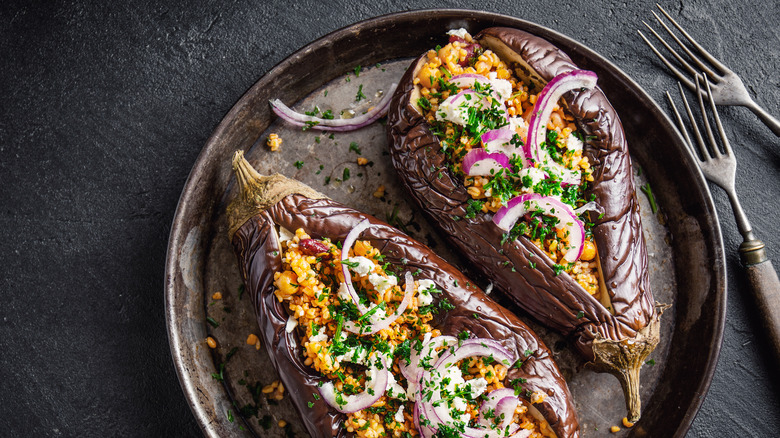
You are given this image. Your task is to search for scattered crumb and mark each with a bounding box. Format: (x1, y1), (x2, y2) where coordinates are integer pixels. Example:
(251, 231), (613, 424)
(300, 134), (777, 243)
(357, 157), (369, 166)
(373, 185), (386, 198)
(206, 336), (217, 349)
(211, 291), (222, 300)
(622, 417), (634, 428)
(278, 420), (287, 428)
(530, 391), (546, 404)
(267, 133), (282, 151)
(610, 425), (620, 433)
(246, 333), (261, 350)
(262, 380), (285, 401)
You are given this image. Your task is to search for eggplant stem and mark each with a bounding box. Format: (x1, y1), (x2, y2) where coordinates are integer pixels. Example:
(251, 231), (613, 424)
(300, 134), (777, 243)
(590, 313), (663, 423)
(227, 151), (325, 238)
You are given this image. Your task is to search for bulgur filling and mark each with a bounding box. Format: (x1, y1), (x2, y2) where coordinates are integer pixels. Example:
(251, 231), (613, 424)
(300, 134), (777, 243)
(412, 29), (602, 298)
(273, 226), (552, 437)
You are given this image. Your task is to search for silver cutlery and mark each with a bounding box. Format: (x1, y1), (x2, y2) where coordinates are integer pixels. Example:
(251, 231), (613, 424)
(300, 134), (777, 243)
(668, 74), (780, 364)
(640, 4), (780, 136)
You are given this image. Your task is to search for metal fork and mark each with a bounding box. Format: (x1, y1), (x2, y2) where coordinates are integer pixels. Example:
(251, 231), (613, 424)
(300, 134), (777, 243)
(668, 75), (780, 365)
(640, 3), (780, 136)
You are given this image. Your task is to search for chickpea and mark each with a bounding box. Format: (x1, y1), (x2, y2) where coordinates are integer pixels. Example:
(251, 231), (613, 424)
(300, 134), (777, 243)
(580, 239), (596, 261)
(437, 45), (454, 64)
(418, 65), (440, 89)
(475, 61), (491, 74)
(550, 111), (564, 128)
(275, 271), (299, 296)
(353, 240), (370, 257)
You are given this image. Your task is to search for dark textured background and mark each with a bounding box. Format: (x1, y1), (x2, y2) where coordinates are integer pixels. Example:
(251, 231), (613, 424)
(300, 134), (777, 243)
(1, 0), (778, 436)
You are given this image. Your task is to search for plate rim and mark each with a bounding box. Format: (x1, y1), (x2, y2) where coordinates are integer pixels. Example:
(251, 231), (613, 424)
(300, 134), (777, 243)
(164, 8), (726, 437)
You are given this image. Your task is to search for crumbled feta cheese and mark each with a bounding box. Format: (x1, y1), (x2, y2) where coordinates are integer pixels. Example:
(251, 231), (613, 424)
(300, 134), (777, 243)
(509, 116), (528, 133)
(519, 167), (547, 191)
(308, 326), (328, 343)
(446, 28), (469, 39)
(386, 372), (408, 401)
(467, 377), (489, 398)
(484, 282), (493, 295)
(417, 291), (432, 307)
(435, 94), (472, 126)
(566, 133), (584, 152)
(337, 282), (352, 302)
(285, 314), (298, 333)
(344, 256), (375, 276)
(451, 397), (471, 423)
(489, 78), (513, 102)
(440, 365), (466, 393)
(394, 404), (405, 424)
(417, 279), (436, 292)
(278, 226), (295, 243)
(368, 273), (397, 295)
(417, 279), (436, 307)
(336, 345), (370, 365)
(367, 307), (388, 325)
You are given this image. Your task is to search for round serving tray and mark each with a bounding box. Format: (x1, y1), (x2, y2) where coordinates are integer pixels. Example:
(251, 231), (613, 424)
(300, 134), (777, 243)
(165, 9), (725, 438)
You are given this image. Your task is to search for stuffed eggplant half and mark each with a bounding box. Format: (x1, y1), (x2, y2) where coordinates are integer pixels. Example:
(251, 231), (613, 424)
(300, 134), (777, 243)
(386, 28), (663, 421)
(227, 151), (579, 438)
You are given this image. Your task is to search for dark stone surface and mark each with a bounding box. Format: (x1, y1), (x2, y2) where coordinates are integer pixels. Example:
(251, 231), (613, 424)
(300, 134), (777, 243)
(0, 0), (777, 436)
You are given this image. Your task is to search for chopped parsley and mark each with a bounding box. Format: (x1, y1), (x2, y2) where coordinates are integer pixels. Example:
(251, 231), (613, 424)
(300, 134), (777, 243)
(356, 84), (366, 102)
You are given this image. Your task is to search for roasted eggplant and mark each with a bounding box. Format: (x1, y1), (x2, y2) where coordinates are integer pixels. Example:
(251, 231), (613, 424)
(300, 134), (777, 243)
(227, 151), (579, 437)
(386, 28), (664, 421)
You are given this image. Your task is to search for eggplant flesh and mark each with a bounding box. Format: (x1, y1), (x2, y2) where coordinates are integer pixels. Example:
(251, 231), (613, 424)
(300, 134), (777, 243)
(227, 152), (579, 438)
(386, 27), (663, 421)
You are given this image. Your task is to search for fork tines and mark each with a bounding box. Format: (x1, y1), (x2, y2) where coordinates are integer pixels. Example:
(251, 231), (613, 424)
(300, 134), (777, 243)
(668, 75), (732, 162)
(638, 4), (729, 91)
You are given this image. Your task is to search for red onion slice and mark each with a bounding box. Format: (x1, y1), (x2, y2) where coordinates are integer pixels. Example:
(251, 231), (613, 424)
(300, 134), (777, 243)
(269, 83), (397, 132)
(449, 89), (492, 108)
(400, 335), (457, 393)
(414, 402), (435, 438)
(414, 339), (526, 438)
(449, 73), (490, 90)
(449, 74), (512, 101)
(462, 149), (511, 176)
(433, 338), (514, 371)
(574, 200), (603, 216)
(340, 219), (372, 311)
(493, 194), (585, 263)
(481, 128), (514, 145)
(524, 70), (596, 186)
(319, 353), (389, 413)
(478, 388), (519, 430)
(343, 272), (414, 335)
(481, 128), (529, 168)
(526, 70), (597, 161)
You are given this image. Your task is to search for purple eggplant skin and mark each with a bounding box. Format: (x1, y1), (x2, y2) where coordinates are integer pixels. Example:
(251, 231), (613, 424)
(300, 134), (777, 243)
(227, 152), (580, 438)
(386, 27), (663, 422)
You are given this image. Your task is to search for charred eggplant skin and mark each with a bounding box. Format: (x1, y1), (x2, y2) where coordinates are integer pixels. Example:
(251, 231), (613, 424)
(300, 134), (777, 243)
(229, 159), (579, 437)
(386, 28), (660, 420)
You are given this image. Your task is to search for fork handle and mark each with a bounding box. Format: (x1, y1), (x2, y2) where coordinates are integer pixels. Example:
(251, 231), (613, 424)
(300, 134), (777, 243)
(743, 253), (780, 366)
(745, 100), (780, 137)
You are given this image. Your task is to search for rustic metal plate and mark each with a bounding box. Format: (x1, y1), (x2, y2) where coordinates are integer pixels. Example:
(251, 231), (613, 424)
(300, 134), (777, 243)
(165, 9), (726, 438)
